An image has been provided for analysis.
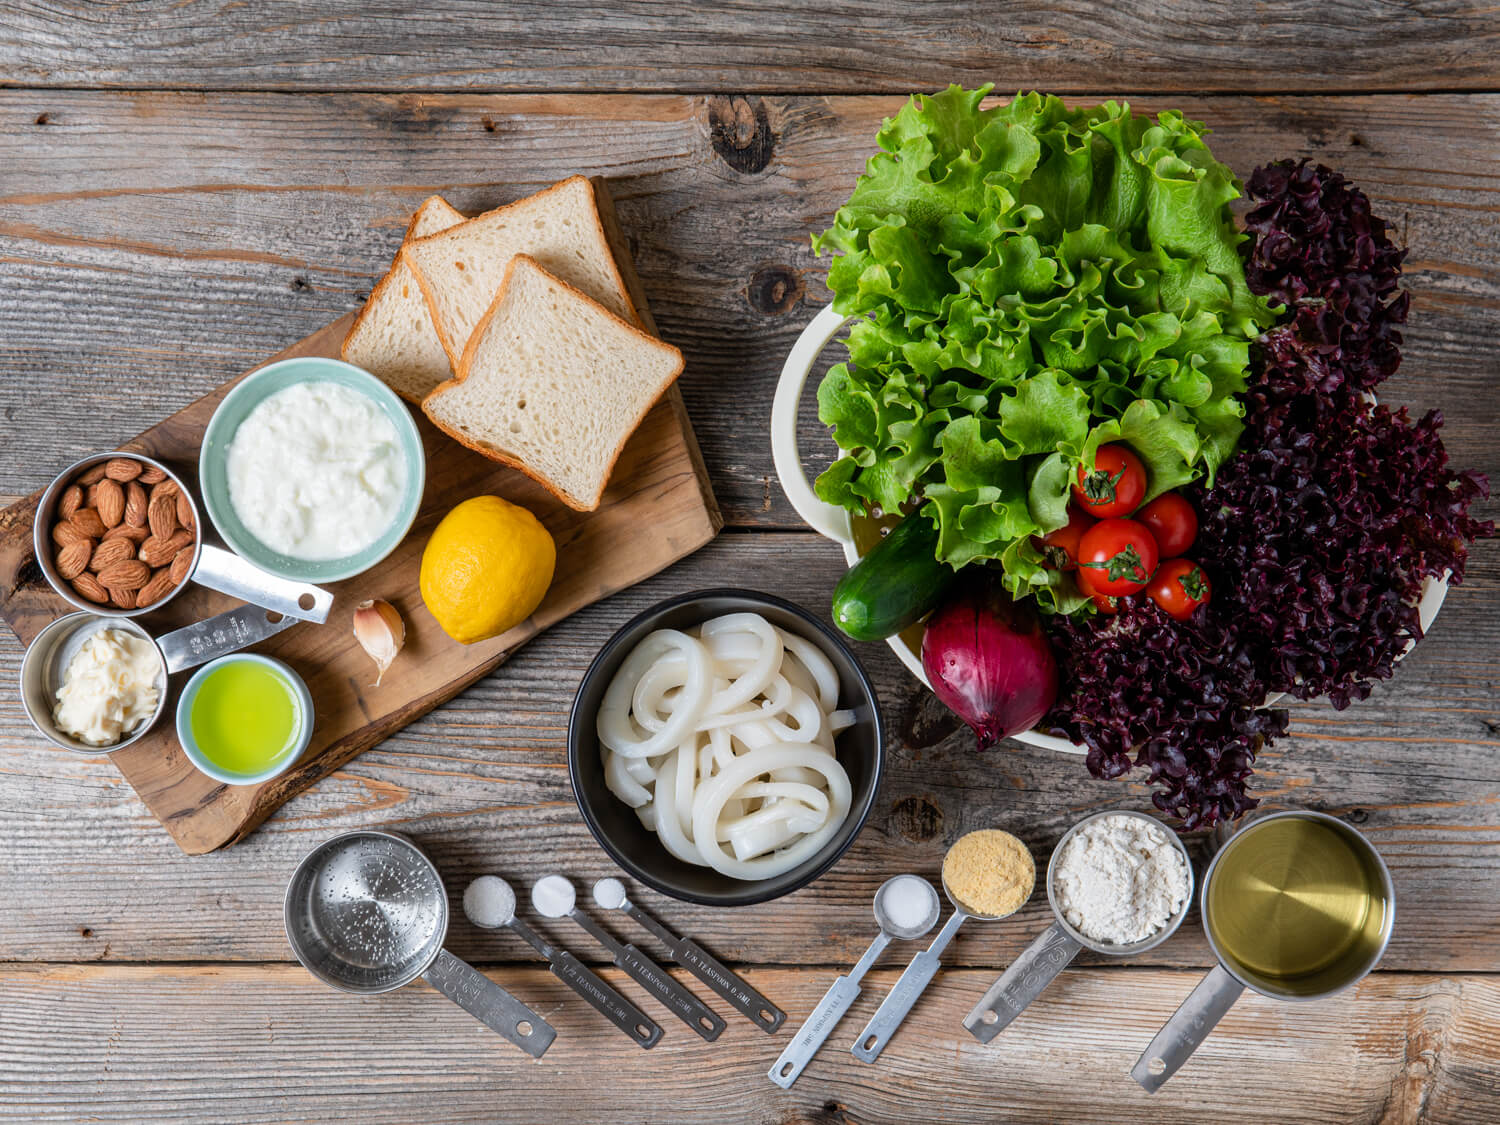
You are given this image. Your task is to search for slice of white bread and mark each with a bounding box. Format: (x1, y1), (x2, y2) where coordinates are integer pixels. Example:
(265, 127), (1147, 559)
(422, 256), (684, 511)
(404, 176), (640, 372)
(342, 195), (465, 403)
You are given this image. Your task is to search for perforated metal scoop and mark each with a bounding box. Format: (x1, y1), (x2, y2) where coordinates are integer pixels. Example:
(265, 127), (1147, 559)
(284, 830), (555, 1057)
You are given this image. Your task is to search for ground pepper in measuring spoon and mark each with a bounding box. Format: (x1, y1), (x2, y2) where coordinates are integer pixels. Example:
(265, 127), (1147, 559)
(850, 830), (1036, 1063)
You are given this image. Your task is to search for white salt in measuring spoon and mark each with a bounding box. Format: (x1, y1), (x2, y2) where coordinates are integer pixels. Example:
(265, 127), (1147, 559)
(768, 875), (940, 1088)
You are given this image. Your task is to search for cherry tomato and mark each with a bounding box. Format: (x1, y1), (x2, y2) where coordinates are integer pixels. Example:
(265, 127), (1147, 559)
(1075, 565), (1119, 615)
(1072, 444), (1146, 518)
(1077, 517), (1159, 597)
(1137, 492), (1198, 558)
(1032, 507), (1095, 571)
(1148, 558), (1212, 621)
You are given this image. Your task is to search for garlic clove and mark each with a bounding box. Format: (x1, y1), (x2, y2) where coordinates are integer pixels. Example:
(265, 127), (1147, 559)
(352, 598), (405, 687)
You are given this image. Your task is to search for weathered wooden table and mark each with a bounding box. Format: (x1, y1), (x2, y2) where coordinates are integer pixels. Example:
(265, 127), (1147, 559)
(2, 6), (1498, 1122)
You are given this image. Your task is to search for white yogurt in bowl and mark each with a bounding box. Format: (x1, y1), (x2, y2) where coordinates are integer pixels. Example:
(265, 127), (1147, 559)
(225, 380), (409, 561)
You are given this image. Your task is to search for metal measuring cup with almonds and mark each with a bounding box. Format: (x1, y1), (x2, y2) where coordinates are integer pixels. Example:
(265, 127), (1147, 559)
(35, 451), (332, 623)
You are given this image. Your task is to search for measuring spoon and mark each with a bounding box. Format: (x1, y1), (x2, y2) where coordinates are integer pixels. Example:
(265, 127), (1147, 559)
(464, 875), (662, 1049)
(851, 845), (1033, 1063)
(964, 811), (1194, 1043)
(594, 877), (785, 1034)
(769, 875), (940, 1088)
(533, 876), (725, 1041)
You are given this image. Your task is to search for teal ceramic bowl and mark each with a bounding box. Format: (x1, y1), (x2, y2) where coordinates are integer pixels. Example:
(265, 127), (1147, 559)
(199, 357), (425, 583)
(175, 654), (315, 786)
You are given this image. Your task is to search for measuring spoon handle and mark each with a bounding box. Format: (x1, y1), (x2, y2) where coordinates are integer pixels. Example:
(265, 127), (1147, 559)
(963, 922), (1083, 1043)
(1132, 964), (1244, 1093)
(768, 973), (862, 1088)
(548, 949), (663, 1049)
(615, 942), (726, 1041)
(850, 913), (965, 1063)
(676, 937), (785, 1033)
(422, 949), (556, 1058)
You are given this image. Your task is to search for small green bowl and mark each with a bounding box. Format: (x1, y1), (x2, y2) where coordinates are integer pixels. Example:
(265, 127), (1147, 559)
(175, 654), (314, 786)
(199, 357), (426, 583)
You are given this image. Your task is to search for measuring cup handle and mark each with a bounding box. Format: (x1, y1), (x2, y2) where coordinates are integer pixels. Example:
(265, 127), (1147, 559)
(615, 942), (726, 1041)
(850, 913), (964, 1064)
(676, 937), (785, 1033)
(769, 303), (855, 542)
(192, 544), (334, 624)
(156, 602), (301, 674)
(768, 972), (862, 1088)
(550, 949), (663, 1049)
(422, 949), (557, 1058)
(1131, 963), (1244, 1093)
(963, 922), (1083, 1043)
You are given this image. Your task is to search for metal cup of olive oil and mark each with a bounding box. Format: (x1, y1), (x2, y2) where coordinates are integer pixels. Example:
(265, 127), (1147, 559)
(1132, 809), (1395, 1092)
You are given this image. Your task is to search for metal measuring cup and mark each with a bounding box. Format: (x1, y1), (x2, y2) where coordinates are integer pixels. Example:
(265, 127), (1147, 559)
(1131, 809), (1395, 1093)
(284, 830), (555, 1057)
(964, 810), (1195, 1042)
(851, 846), (1034, 1063)
(35, 452), (332, 623)
(770, 874), (940, 1088)
(20, 607), (302, 754)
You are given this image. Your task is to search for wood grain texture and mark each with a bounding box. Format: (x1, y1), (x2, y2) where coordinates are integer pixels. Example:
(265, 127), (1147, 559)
(3, 1), (1499, 94)
(0, 311), (720, 854)
(2, 963), (1498, 1123)
(0, 534), (1493, 969)
(0, 92), (1495, 532)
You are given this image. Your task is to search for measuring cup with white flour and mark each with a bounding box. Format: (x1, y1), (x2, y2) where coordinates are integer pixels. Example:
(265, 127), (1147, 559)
(963, 810), (1194, 1042)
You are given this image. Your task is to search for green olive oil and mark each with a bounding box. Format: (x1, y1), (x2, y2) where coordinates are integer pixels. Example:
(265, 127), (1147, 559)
(1206, 816), (1390, 996)
(189, 660), (301, 775)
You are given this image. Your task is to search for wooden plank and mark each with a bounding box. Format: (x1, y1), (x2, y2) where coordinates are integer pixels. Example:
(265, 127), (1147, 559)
(0, 533), (1494, 969)
(0, 92), (1495, 532)
(2, 963), (1497, 1123)
(2, 1), (1498, 94)
(0, 309), (721, 854)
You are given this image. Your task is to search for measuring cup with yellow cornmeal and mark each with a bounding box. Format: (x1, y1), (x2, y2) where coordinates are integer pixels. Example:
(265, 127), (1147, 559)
(850, 830), (1035, 1063)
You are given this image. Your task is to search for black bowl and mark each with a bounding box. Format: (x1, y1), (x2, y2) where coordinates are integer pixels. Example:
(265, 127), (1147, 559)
(568, 589), (885, 907)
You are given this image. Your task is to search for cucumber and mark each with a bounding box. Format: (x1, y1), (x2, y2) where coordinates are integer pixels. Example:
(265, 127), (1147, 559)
(831, 514), (956, 642)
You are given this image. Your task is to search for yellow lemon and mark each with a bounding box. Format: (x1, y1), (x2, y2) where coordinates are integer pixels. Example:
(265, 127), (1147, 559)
(419, 495), (556, 644)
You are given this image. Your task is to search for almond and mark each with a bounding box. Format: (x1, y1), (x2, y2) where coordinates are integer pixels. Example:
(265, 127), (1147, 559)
(104, 458), (143, 482)
(89, 537), (136, 573)
(103, 522), (149, 545)
(84, 482), (101, 510)
(70, 508), (106, 539)
(147, 489), (178, 540)
(58, 485), (83, 521)
(96, 479), (125, 528)
(52, 521), (91, 549)
(106, 586), (135, 610)
(175, 488), (194, 531)
(55, 541), (91, 581)
(135, 568), (178, 608)
(139, 530), (194, 567)
(169, 546), (194, 585)
(138, 466), (167, 485)
(96, 559), (149, 591)
(124, 482), (148, 528)
(71, 573), (109, 604)
(76, 464), (108, 486)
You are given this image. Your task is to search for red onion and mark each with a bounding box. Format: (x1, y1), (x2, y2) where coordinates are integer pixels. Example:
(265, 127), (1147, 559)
(921, 576), (1059, 750)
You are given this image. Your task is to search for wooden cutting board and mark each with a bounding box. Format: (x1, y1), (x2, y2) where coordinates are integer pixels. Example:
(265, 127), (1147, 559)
(0, 201), (720, 854)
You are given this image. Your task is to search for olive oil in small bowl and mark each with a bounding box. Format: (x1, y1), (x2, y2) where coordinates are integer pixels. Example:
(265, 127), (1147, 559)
(175, 654), (313, 785)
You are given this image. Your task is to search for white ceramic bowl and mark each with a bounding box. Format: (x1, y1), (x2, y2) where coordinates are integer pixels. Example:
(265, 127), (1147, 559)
(770, 305), (1449, 755)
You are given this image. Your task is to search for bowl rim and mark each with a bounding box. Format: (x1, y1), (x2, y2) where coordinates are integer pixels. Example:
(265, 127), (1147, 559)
(175, 652), (315, 785)
(198, 356), (426, 583)
(567, 587), (886, 908)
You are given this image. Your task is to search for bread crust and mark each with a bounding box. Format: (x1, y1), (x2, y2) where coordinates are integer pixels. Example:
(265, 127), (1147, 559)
(342, 195), (463, 402)
(405, 175), (642, 372)
(421, 255), (684, 511)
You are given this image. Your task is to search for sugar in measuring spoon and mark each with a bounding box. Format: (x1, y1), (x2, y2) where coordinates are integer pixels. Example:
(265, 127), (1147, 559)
(851, 830), (1035, 1063)
(463, 875), (662, 1049)
(769, 874), (940, 1088)
(593, 877), (785, 1033)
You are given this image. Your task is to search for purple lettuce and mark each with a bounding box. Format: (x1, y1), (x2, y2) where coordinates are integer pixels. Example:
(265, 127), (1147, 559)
(1043, 160), (1492, 828)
